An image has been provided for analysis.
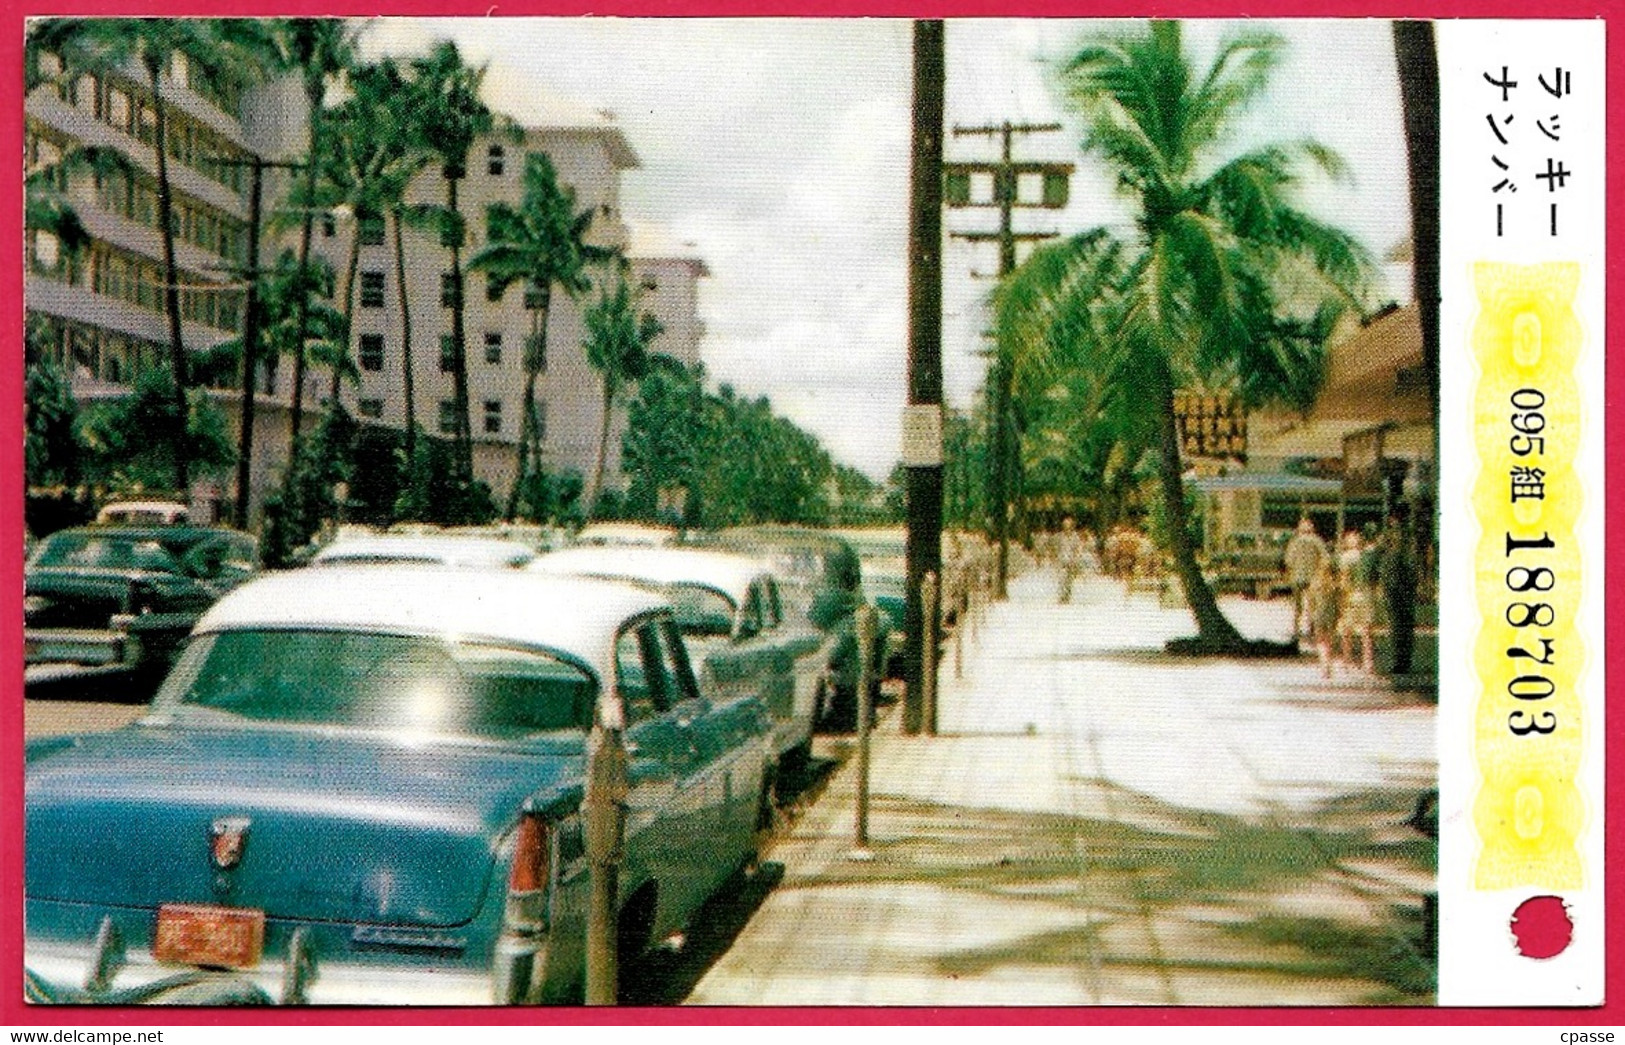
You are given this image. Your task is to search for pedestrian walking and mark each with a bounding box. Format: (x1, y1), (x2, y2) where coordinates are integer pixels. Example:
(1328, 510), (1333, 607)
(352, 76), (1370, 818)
(1306, 558), (1342, 678)
(1282, 517), (1327, 639)
(1336, 528), (1377, 673)
(1055, 517), (1084, 604)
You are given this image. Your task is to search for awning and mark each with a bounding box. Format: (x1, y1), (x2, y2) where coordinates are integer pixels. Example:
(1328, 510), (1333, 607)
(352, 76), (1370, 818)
(1188, 472), (1344, 497)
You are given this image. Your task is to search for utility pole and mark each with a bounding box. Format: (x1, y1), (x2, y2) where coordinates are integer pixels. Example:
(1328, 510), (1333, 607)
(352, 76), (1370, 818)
(902, 19), (945, 736)
(945, 122), (1071, 598)
(214, 155), (305, 529)
(234, 159), (266, 530)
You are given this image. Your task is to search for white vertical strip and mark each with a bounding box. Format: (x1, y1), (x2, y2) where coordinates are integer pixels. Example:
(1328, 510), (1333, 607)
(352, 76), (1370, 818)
(1435, 18), (1605, 1006)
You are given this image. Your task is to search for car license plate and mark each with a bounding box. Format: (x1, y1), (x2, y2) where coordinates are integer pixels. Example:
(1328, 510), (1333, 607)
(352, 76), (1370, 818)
(153, 903), (265, 969)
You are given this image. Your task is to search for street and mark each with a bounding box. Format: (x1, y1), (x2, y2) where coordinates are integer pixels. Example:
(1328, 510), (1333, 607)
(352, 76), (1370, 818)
(690, 564), (1437, 1005)
(24, 561), (1436, 1006)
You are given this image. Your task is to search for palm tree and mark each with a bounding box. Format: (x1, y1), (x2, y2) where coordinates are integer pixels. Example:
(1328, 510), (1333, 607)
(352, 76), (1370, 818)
(35, 19), (275, 493)
(311, 62), (427, 405)
(263, 19), (358, 457)
(352, 58), (438, 462)
(470, 153), (617, 519)
(581, 269), (664, 513)
(200, 250), (349, 398)
(406, 41), (502, 482)
(1002, 21), (1371, 649)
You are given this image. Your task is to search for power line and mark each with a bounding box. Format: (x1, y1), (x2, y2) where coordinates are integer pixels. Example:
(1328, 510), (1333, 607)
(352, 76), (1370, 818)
(944, 119), (1071, 598)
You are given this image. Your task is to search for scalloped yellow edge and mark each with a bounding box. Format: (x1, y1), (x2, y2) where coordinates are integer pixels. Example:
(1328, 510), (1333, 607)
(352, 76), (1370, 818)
(1470, 261), (1585, 890)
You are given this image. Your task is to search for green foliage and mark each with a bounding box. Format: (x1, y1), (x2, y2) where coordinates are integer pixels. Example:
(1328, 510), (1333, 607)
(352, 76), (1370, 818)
(25, 360), (83, 489)
(690, 385), (834, 529)
(582, 269), (665, 506)
(622, 358), (706, 522)
(514, 467), (585, 526)
(261, 404), (356, 566)
(194, 250), (347, 392)
(78, 368), (235, 493)
(470, 151), (615, 517)
(987, 19), (1375, 642)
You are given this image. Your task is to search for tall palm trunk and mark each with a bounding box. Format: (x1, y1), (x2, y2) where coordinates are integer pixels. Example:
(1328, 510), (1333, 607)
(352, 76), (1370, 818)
(1156, 381), (1243, 647)
(588, 375), (618, 515)
(506, 289), (549, 520)
(147, 59), (189, 493)
(288, 73), (324, 457)
(328, 230), (361, 401)
(393, 207), (416, 458)
(445, 171), (473, 480)
(987, 346), (1014, 599)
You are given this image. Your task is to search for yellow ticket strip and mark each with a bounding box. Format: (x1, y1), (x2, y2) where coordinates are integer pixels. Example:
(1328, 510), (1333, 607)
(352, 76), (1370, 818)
(1470, 262), (1585, 890)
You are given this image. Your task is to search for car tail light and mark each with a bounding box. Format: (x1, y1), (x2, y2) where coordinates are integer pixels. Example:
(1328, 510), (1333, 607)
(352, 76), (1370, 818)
(504, 813), (552, 931)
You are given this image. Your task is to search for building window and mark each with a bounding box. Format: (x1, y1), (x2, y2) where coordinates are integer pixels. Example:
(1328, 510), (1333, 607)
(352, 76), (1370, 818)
(359, 334), (384, 372)
(360, 271), (385, 308)
(484, 332), (502, 364)
(358, 209), (385, 246)
(439, 335), (457, 373)
(358, 398), (384, 419)
(486, 273), (504, 302)
(483, 399), (502, 434)
(487, 144), (505, 177)
(440, 271), (459, 308)
(438, 400), (458, 434)
(322, 213), (336, 238)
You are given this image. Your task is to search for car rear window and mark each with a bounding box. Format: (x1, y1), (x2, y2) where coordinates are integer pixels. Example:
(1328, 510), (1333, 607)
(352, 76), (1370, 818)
(155, 630), (596, 739)
(666, 583), (736, 637)
(29, 533), (184, 573)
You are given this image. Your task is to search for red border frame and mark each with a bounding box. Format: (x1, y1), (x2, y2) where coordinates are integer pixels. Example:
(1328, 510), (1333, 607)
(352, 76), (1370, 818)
(2, 1), (1616, 1027)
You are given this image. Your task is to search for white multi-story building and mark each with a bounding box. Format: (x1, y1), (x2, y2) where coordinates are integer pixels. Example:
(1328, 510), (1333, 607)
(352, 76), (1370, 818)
(315, 118), (642, 500)
(24, 49), (271, 516)
(26, 41), (711, 522)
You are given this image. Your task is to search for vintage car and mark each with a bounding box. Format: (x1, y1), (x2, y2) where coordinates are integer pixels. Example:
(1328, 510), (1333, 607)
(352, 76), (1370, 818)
(24, 566), (775, 1005)
(529, 546), (823, 767)
(700, 527), (876, 730)
(571, 522), (678, 548)
(311, 533), (536, 569)
(24, 526), (259, 674)
(94, 501), (191, 527)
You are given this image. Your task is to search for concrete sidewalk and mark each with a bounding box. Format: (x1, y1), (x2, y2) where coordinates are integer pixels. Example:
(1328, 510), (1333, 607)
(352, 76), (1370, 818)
(689, 568), (1437, 1007)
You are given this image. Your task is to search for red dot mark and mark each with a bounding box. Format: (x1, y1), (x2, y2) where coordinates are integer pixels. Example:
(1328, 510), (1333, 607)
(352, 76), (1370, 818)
(1511, 895), (1573, 959)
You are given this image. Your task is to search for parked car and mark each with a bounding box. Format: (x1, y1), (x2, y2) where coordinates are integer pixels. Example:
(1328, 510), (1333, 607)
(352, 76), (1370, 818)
(572, 522), (678, 548)
(699, 527), (875, 730)
(311, 533), (537, 569)
(94, 501), (190, 527)
(24, 566), (775, 1005)
(24, 526), (259, 674)
(530, 545), (823, 767)
(834, 528), (908, 679)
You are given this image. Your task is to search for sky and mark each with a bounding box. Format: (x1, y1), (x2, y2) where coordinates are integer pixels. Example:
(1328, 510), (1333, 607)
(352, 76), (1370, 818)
(362, 18), (1414, 479)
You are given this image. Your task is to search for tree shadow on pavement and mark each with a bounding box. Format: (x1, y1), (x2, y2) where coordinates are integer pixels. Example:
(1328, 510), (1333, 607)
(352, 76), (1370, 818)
(783, 781), (1436, 1004)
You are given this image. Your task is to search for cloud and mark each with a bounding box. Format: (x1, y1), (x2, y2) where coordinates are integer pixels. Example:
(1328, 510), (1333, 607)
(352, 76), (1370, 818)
(358, 17), (1413, 480)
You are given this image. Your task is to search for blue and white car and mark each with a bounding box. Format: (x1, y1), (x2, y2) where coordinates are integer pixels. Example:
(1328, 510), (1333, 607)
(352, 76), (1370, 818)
(530, 546), (825, 768)
(25, 566), (774, 1005)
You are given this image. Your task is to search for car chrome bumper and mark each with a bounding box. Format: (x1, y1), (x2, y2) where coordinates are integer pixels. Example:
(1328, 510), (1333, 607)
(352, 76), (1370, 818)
(25, 937), (517, 1007)
(24, 628), (128, 667)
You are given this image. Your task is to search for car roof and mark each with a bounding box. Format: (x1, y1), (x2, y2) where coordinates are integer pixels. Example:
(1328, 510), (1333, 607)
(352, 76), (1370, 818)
(528, 545), (771, 601)
(312, 533), (535, 568)
(43, 525), (252, 544)
(195, 566), (666, 666)
(573, 522), (678, 546)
